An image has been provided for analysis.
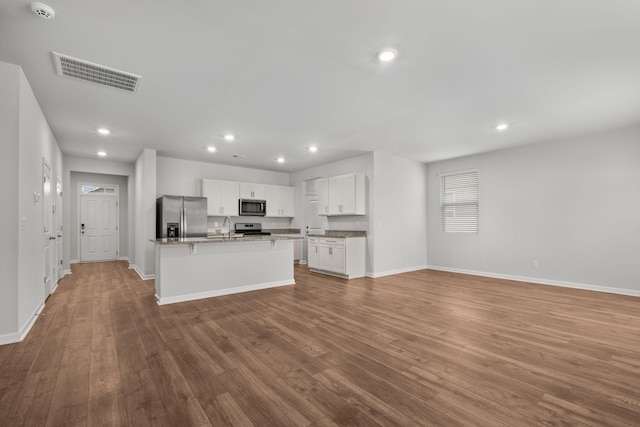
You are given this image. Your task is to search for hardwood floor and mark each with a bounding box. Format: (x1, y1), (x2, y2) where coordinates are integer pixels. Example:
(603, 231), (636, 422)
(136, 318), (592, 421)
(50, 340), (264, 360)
(1, 261), (639, 426)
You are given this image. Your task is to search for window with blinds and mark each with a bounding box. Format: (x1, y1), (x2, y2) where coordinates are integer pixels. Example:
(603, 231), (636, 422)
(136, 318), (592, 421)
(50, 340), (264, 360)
(440, 170), (479, 233)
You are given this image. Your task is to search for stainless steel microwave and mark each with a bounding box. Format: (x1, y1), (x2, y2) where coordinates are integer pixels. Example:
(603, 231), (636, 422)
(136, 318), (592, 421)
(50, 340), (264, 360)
(239, 199), (266, 216)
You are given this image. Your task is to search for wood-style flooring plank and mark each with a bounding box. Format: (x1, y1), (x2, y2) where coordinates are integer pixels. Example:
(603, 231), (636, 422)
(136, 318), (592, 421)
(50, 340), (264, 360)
(1, 261), (639, 426)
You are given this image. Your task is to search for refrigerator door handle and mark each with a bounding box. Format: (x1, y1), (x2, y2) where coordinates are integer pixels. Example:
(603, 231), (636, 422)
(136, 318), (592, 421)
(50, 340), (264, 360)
(181, 207), (186, 238)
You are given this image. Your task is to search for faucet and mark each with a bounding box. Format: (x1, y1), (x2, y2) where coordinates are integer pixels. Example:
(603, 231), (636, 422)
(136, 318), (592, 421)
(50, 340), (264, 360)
(223, 216), (232, 238)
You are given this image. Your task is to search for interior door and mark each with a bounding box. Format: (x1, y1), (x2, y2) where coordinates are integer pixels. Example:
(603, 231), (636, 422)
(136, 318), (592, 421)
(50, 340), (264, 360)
(55, 176), (63, 280)
(80, 194), (118, 262)
(304, 196), (323, 262)
(43, 161), (54, 295)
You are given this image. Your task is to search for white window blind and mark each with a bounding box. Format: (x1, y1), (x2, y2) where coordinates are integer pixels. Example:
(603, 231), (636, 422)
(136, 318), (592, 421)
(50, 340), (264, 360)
(440, 170), (479, 233)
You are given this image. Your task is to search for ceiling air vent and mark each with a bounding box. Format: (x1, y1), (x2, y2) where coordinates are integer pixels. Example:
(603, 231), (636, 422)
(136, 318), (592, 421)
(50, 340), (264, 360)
(52, 52), (141, 93)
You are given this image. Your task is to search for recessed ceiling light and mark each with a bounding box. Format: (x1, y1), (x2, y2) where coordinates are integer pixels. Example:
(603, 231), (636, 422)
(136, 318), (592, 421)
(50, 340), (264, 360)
(97, 151), (107, 157)
(308, 146), (318, 153)
(207, 146), (216, 153)
(495, 123), (509, 131)
(97, 128), (110, 135)
(377, 48), (398, 62)
(223, 133), (236, 142)
(276, 157), (285, 163)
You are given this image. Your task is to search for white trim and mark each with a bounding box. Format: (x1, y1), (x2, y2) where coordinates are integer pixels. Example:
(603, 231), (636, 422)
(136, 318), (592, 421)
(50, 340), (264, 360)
(156, 280), (295, 305)
(118, 256), (129, 261)
(50, 282), (58, 295)
(70, 259), (79, 264)
(0, 302), (45, 346)
(427, 265), (640, 298)
(129, 264), (155, 280)
(366, 265), (428, 279)
(62, 269), (72, 277)
(298, 260), (308, 265)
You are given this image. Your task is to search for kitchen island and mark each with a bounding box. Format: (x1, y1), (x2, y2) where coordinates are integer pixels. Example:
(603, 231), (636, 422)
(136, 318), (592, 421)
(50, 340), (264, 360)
(152, 234), (302, 305)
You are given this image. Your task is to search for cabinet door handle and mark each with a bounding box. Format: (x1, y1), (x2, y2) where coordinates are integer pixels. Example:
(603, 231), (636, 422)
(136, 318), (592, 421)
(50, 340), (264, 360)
(329, 247), (333, 255)
(315, 246), (318, 253)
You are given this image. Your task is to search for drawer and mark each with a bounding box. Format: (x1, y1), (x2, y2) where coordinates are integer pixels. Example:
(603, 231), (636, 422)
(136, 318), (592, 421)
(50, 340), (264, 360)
(320, 238), (345, 246)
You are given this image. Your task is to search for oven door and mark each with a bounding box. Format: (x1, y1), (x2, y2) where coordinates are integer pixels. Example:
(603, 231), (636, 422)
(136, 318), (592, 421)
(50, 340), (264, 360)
(239, 199), (266, 216)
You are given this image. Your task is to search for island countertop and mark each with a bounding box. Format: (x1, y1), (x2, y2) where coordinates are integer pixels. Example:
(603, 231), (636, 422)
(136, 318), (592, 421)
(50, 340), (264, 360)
(152, 234), (303, 245)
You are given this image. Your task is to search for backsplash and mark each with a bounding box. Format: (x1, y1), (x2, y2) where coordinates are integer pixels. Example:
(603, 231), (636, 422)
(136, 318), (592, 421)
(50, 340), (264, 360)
(327, 216), (368, 232)
(207, 216), (292, 233)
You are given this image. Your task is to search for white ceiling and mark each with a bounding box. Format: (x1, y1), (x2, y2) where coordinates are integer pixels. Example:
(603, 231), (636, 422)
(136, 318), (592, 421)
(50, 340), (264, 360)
(2, 1), (640, 172)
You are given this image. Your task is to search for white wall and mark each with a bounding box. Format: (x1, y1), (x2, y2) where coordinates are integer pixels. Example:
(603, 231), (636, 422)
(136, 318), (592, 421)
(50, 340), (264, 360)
(290, 153), (374, 272)
(0, 62), (20, 336)
(156, 156), (293, 231)
(0, 62), (63, 343)
(18, 68), (64, 333)
(63, 156), (134, 272)
(426, 126), (640, 295)
(156, 156), (290, 196)
(372, 153), (428, 277)
(69, 172), (129, 261)
(134, 149), (157, 278)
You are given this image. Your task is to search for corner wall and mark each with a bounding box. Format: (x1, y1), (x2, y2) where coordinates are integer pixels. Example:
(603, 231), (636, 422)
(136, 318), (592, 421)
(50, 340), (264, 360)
(0, 61), (63, 344)
(371, 153), (428, 277)
(0, 62), (20, 336)
(426, 126), (640, 295)
(134, 149), (156, 278)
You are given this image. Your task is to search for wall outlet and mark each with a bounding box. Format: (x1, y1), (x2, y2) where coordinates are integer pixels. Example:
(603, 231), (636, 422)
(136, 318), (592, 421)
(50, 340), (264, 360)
(531, 259), (539, 269)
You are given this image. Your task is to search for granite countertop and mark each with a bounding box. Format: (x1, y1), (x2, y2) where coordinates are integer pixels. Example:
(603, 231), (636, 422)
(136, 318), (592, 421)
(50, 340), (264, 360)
(308, 230), (367, 238)
(152, 234), (303, 245)
(263, 228), (301, 235)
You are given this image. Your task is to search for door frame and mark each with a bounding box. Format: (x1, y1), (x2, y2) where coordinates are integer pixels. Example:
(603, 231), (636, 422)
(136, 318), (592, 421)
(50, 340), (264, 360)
(55, 175), (63, 281)
(43, 159), (54, 296)
(302, 177), (325, 263)
(77, 182), (120, 262)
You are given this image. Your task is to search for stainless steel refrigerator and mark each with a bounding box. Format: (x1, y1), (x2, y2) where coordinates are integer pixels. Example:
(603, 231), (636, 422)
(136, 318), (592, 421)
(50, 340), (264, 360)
(156, 195), (208, 238)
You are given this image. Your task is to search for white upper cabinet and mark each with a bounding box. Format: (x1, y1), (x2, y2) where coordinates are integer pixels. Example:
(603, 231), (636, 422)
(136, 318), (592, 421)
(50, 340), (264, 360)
(265, 185), (294, 217)
(326, 173), (365, 216)
(202, 179), (239, 216)
(318, 179), (329, 216)
(239, 183), (266, 200)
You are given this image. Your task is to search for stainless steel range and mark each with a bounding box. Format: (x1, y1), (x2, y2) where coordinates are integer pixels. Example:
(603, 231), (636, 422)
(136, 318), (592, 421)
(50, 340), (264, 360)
(234, 223), (271, 236)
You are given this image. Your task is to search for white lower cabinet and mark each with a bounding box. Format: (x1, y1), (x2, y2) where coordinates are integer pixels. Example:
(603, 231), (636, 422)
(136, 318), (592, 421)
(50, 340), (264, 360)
(319, 241), (346, 274)
(308, 236), (365, 279)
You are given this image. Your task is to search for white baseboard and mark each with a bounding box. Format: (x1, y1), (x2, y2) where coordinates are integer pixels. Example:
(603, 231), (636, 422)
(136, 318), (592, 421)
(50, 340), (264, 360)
(298, 260), (308, 265)
(62, 269), (72, 277)
(0, 302), (45, 346)
(70, 259), (79, 264)
(118, 257), (129, 261)
(129, 264), (155, 280)
(50, 282), (58, 295)
(366, 265), (428, 279)
(427, 265), (640, 298)
(156, 280), (295, 305)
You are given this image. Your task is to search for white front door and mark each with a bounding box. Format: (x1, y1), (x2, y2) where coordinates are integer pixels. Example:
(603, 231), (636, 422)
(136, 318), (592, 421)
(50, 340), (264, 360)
(43, 161), (54, 296)
(80, 190), (118, 262)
